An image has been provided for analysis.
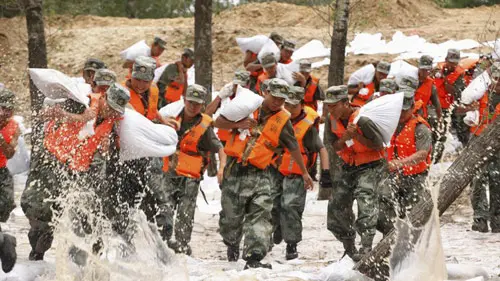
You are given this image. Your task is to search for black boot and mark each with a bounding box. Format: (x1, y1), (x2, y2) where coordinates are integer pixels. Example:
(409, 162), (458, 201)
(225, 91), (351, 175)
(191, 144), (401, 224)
(341, 239), (358, 261)
(227, 245), (239, 262)
(244, 260), (272, 270)
(285, 243), (298, 260)
(29, 250), (44, 261)
(273, 226), (283, 245)
(471, 218), (489, 233)
(0, 233), (16, 273)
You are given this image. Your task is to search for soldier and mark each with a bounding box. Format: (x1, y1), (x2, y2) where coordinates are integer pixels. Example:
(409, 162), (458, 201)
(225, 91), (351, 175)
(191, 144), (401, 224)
(91, 69), (117, 94)
(159, 85), (226, 255)
(368, 78), (398, 101)
(215, 78), (313, 269)
(255, 52), (278, 96)
(157, 48), (195, 107)
(82, 58), (107, 85)
(269, 31), (284, 48)
(280, 40), (295, 64)
(150, 36), (167, 67)
(271, 86), (328, 260)
(461, 62), (500, 233)
(349, 61), (391, 107)
(378, 91), (433, 236)
(324, 85), (387, 261)
(292, 60), (325, 112)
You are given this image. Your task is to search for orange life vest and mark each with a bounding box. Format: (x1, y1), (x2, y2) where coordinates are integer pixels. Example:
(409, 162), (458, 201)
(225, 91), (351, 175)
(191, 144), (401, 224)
(434, 63), (465, 109)
(0, 119), (18, 168)
(415, 77), (434, 119)
(470, 92), (500, 136)
(330, 109), (384, 166)
(278, 107), (319, 176)
(280, 58), (293, 64)
(225, 109), (290, 170)
(387, 116), (432, 176)
(162, 114), (212, 179)
(165, 69), (187, 104)
(351, 82), (375, 107)
(123, 82), (159, 121)
(217, 91), (239, 142)
(304, 76), (320, 111)
(249, 52), (264, 79)
(256, 72), (270, 96)
(460, 58), (479, 86)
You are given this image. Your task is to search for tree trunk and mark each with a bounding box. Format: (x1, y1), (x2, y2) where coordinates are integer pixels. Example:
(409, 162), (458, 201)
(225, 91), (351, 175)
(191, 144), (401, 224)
(328, 0), (349, 87)
(194, 0), (212, 106)
(20, 0), (47, 158)
(354, 116), (500, 280)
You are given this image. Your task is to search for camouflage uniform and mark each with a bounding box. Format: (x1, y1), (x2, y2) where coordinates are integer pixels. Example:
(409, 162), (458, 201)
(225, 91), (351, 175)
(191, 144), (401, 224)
(0, 169), (14, 223)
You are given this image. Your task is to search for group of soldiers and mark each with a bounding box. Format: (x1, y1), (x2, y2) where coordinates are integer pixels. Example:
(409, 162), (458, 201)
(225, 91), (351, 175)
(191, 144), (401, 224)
(0, 32), (499, 273)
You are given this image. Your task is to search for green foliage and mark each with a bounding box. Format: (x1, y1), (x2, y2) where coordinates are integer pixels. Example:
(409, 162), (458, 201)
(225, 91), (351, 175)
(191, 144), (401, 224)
(434, 0), (499, 8)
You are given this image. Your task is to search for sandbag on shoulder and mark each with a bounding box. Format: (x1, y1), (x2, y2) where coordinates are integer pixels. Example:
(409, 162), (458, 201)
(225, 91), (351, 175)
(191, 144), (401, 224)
(120, 40), (151, 61)
(277, 61), (300, 85)
(461, 70), (491, 105)
(237, 35), (269, 54)
(158, 99), (185, 118)
(219, 92), (263, 122)
(348, 64), (376, 86)
(118, 109), (178, 162)
(389, 60), (418, 85)
(258, 39), (281, 63)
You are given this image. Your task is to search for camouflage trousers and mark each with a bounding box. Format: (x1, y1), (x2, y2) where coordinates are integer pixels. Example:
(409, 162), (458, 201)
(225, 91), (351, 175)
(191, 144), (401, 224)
(270, 167), (307, 244)
(0, 167), (15, 223)
(219, 160), (273, 261)
(377, 172), (430, 236)
(327, 160), (387, 248)
(160, 175), (200, 245)
(470, 152), (500, 231)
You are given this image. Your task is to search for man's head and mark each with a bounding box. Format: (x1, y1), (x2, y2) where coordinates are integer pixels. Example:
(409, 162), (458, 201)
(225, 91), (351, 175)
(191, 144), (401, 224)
(233, 70), (250, 87)
(324, 85), (350, 120)
(181, 48), (195, 69)
(261, 52), (277, 77)
(379, 79), (398, 96)
(131, 56), (156, 94)
(418, 55), (434, 82)
(398, 76), (419, 92)
(101, 83), (130, 119)
(184, 84), (207, 118)
(269, 32), (284, 48)
(284, 86), (305, 118)
(280, 40), (295, 63)
(399, 91), (415, 124)
(375, 61), (391, 82)
(263, 78), (289, 112)
(0, 88), (15, 123)
(299, 60), (312, 79)
(83, 58), (106, 84)
(93, 69), (117, 94)
(151, 36), (167, 57)
(445, 48), (460, 71)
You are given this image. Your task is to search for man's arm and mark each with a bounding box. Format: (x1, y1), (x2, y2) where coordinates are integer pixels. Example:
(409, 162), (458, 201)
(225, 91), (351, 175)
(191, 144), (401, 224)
(214, 115), (257, 130)
(430, 85), (443, 119)
(0, 127), (20, 159)
(205, 97), (222, 116)
(389, 124), (432, 171)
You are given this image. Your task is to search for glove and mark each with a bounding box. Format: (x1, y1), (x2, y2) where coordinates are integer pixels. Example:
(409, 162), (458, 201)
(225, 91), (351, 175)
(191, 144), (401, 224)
(319, 169), (332, 188)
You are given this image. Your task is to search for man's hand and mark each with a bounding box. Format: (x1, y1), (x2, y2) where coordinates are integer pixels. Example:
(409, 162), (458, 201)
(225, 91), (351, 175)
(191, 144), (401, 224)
(161, 116), (180, 130)
(342, 123), (357, 140)
(217, 167), (224, 185)
(292, 72), (306, 86)
(388, 159), (402, 172)
(235, 118), (257, 130)
(302, 172), (314, 190)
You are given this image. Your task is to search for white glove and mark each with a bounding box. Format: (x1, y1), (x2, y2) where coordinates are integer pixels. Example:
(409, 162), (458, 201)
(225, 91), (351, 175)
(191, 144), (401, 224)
(218, 83), (235, 100)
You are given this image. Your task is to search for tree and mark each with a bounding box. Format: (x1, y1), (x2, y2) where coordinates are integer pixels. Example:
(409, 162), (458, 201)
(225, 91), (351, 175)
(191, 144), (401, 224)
(194, 0), (212, 105)
(19, 0), (47, 158)
(328, 0), (349, 86)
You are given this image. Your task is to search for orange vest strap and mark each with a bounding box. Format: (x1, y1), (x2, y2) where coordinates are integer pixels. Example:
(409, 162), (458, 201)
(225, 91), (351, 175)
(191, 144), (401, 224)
(0, 119), (18, 168)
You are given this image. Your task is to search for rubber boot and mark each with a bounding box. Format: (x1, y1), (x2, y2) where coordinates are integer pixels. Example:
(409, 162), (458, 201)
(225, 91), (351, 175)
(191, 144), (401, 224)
(244, 253), (272, 270)
(0, 233), (17, 273)
(285, 243), (298, 260)
(341, 239), (358, 261)
(227, 245), (239, 262)
(471, 218), (489, 233)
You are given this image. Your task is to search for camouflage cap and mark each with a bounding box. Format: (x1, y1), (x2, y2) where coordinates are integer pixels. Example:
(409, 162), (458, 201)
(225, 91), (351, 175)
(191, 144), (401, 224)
(83, 58), (106, 71)
(282, 40), (296, 51)
(402, 90), (415, 110)
(376, 61), (391, 74)
(0, 88), (15, 109)
(399, 76), (419, 91)
(324, 85), (348, 104)
(446, 48), (461, 63)
(132, 56), (156, 81)
(269, 32), (284, 46)
(185, 84), (207, 104)
(233, 70), (250, 86)
(418, 55), (434, 70)
(93, 69), (117, 86)
(379, 78), (398, 94)
(299, 60), (312, 73)
(268, 78), (290, 99)
(154, 36), (167, 49)
(183, 48), (195, 60)
(261, 52), (277, 69)
(261, 79), (271, 92)
(106, 83), (130, 114)
(490, 61), (500, 80)
(286, 86), (305, 105)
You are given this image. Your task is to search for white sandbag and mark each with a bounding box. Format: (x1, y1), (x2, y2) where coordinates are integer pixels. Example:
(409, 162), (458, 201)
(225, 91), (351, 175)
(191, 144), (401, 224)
(388, 60), (418, 85)
(219, 92), (263, 122)
(7, 116), (31, 175)
(277, 61), (300, 85)
(118, 109), (178, 161)
(153, 63), (168, 84)
(353, 92), (404, 146)
(29, 68), (91, 106)
(120, 40), (151, 61)
(236, 35), (269, 54)
(258, 39), (281, 63)
(348, 64), (375, 86)
(464, 110), (480, 126)
(158, 99), (184, 118)
(461, 71), (491, 105)
(292, 39), (330, 61)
